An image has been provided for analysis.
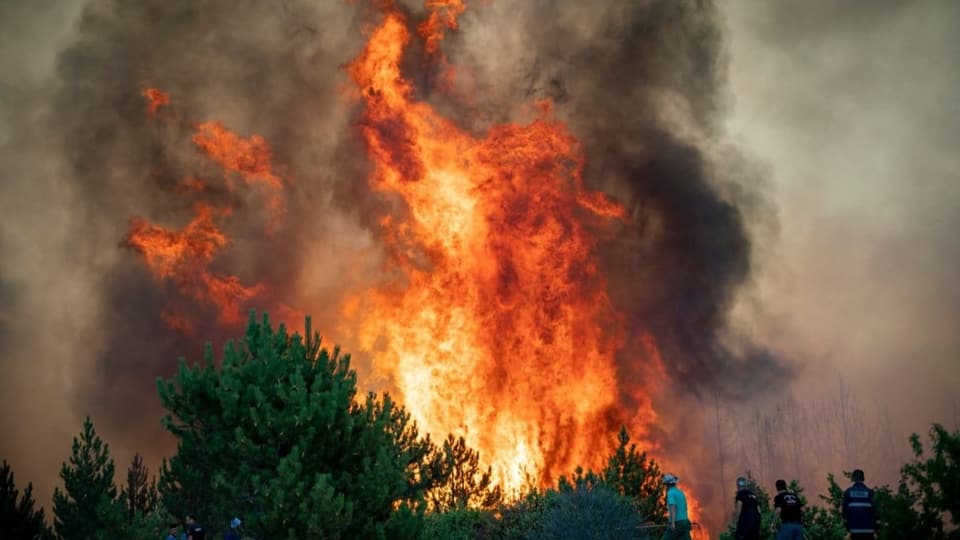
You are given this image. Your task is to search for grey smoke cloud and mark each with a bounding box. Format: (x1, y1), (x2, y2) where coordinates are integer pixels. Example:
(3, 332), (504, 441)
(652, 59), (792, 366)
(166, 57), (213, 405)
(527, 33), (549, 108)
(718, 0), (960, 509)
(2, 0), (956, 533)
(1, 1), (778, 529)
(1, 0), (371, 509)
(724, 0), (960, 428)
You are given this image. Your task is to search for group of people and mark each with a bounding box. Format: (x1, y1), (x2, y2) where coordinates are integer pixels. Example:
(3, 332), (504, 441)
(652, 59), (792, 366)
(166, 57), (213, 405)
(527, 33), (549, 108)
(165, 515), (242, 540)
(660, 469), (879, 540)
(161, 473), (876, 540)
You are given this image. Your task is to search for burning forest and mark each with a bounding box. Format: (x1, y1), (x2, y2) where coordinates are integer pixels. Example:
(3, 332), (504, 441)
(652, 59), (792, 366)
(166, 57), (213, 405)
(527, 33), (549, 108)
(0, 0), (805, 535)
(4, 0), (960, 537)
(109, 0), (785, 530)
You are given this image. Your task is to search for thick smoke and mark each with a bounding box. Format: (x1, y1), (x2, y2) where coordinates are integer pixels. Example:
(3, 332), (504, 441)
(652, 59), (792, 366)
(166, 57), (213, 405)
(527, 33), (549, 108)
(432, 1), (787, 399)
(48, 0), (363, 439)
(722, 0), (960, 495)
(11, 0), (955, 531)
(1, 0), (373, 505)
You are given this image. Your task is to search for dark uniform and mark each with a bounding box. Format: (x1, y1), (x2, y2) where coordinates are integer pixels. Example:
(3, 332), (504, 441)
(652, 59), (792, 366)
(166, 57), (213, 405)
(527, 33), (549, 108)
(842, 481), (878, 539)
(773, 490), (805, 540)
(735, 487), (761, 540)
(186, 522), (206, 540)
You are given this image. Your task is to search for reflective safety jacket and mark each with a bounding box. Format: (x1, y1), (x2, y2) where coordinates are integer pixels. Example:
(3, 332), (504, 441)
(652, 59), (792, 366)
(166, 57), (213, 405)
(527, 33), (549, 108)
(842, 481), (877, 534)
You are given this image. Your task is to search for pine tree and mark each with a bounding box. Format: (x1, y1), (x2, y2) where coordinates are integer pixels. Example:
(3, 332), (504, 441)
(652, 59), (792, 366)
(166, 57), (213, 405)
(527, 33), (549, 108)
(157, 313), (445, 539)
(121, 453), (158, 521)
(602, 426), (666, 522)
(116, 452), (164, 539)
(0, 459), (54, 539)
(52, 417), (124, 539)
(426, 434), (502, 511)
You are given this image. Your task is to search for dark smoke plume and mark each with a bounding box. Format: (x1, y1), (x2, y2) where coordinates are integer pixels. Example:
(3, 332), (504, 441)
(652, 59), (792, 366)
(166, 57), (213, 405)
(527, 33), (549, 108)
(50, 0), (372, 440)
(433, 0), (786, 395)
(1, 1), (786, 527)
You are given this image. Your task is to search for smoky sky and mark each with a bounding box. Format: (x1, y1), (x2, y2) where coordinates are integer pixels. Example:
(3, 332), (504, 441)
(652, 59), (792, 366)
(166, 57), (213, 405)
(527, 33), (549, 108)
(3, 0), (956, 529)
(723, 0), (960, 432)
(0, 0), (372, 507)
(2, 0), (777, 518)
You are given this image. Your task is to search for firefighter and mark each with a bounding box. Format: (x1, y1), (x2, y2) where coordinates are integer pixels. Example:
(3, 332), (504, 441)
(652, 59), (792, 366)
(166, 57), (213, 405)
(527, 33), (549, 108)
(772, 479), (805, 540)
(661, 473), (693, 540)
(842, 469), (878, 540)
(733, 476), (761, 540)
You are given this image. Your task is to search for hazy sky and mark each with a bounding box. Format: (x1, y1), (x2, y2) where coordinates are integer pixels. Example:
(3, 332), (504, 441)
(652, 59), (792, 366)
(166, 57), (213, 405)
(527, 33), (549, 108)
(1, 0), (957, 517)
(723, 0), (960, 432)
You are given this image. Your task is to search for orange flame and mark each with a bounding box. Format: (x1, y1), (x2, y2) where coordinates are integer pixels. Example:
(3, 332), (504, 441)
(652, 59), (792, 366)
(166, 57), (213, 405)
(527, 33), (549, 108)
(192, 121), (285, 221)
(126, 104), (301, 332)
(129, 7), (709, 530)
(141, 87), (170, 116)
(417, 0), (466, 88)
(124, 203), (263, 327)
(418, 0), (467, 55)
(344, 2), (643, 492)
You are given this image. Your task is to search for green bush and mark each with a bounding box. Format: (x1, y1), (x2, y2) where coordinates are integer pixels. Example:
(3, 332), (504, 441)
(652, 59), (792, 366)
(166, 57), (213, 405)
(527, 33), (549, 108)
(422, 507), (497, 539)
(489, 489), (550, 540)
(534, 482), (642, 540)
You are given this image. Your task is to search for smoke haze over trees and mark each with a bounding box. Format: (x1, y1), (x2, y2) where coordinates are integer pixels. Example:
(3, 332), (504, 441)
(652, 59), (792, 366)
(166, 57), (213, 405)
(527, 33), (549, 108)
(0, 0), (958, 532)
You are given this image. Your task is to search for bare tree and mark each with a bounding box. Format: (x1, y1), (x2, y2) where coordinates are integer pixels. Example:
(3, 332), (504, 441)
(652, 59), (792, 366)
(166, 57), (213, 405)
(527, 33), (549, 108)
(714, 392), (727, 495)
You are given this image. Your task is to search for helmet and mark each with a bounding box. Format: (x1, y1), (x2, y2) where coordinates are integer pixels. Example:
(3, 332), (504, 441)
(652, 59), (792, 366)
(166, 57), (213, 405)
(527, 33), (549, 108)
(737, 477), (748, 488)
(662, 473), (679, 485)
(230, 517), (242, 529)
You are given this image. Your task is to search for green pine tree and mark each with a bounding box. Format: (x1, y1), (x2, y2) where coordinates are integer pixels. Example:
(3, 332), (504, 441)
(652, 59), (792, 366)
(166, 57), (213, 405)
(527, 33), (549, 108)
(52, 417), (124, 539)
(156, 313), (446, 539)
(118, 453), (164, 540)
(0, 459), (54, 539)
(601, 426), (666, 523)
(426, 434), (502, 511)
(120, 453), (158, 521)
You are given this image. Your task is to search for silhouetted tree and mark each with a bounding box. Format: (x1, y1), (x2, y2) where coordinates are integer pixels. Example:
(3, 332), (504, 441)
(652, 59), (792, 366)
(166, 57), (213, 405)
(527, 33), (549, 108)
(0, 459), (54, 539)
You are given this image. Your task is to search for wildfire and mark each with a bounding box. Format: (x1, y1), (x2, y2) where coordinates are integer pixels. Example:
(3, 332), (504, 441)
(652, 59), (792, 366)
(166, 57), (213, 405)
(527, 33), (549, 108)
(127, 3), (708, 533)
(418, 0), (467, 55)
(343, 1), (649, 492)
(124, 203), (264, 330)
(142, 87), (170, 116)
(125, 93), (300, 333)
(192, 121), (285, 223)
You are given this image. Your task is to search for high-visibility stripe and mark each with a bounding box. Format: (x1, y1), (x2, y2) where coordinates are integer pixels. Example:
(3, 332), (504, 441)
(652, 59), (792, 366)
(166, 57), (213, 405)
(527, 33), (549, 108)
(849, 528), (875, 533)
(848, 502), (872, 507)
